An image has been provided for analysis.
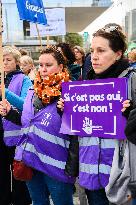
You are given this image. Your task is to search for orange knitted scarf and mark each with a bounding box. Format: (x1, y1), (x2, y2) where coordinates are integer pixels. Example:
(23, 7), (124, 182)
(34, 69), (69, 104)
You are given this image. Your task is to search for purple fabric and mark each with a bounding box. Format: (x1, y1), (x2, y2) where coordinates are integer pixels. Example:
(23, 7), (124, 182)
(15, 146), (24, 161)
(23, 151), (75, 184)
(79, 137), (115, 190)
(21, 89), (34, 127)
(15, 89), (75, 184)
(79, 146), (114, 165)
(3, 121), (22, 146)
(3, 74), (24, 146)
(79, 172), (110, 190)
(8, 74), (24, 95)
(60, 78), (127, 139)
(21, 90), (69, 141)
(27, 132), (68, 162)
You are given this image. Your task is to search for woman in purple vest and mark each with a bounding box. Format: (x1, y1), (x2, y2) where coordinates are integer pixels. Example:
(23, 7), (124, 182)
(57, 25), (136, 205)
(0, 46), (76, 205)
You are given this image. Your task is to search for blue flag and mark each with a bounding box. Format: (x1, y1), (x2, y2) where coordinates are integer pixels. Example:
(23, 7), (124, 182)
(16, 0), (47, 25)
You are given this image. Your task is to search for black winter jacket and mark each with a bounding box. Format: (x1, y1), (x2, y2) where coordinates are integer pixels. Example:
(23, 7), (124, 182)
(65, 135), (79, 177)
(125, 108), (136, 145)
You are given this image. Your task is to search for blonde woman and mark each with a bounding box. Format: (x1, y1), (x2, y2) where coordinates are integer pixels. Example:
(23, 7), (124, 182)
(128, 50), (136, 68)
(20, 55), (37, 83)
(0, 46), (32, 205)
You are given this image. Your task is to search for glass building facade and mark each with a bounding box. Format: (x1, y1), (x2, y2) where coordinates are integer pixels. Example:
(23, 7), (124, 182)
(2, 0), (113, 47)
(44, 0), (112, 7)
(125, 9), (136, 41)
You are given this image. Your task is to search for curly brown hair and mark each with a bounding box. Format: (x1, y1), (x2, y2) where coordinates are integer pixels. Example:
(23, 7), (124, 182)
(40, 45), (67, 67)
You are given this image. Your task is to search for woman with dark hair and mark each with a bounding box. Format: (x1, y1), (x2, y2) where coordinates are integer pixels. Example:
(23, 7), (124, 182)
(57, 43), (81, 80)
(57, 24), (136, 205)
(73, 45), (85, 66)
(57, 43), (75, 65)
(80, 25), (131, 205)
(73, 45), (85, 80)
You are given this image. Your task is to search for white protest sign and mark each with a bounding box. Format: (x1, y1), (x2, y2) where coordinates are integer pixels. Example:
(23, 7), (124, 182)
(30, 8), (66, 36)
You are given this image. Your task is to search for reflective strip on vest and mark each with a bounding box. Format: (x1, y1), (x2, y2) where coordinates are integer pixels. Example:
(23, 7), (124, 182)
(80, 162), (111, 175)
(25, 143), (66, 169)
(5, 125), (70, 148)
(4, 127), (29, 138)
(4, 129), (22, 138)
(79, 137), (116, 149)
(29, 125), (70, 148)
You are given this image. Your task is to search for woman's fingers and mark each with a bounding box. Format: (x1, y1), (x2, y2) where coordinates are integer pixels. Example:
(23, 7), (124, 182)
(5, 100), (11, 112)
(59, 98), (64, 103)
(122, 100), (130, 106)
(0, 107), (7, 116)
(121, 100), (131, 112)
(0, 99), (11, 116)
(57, 98), (64, 111)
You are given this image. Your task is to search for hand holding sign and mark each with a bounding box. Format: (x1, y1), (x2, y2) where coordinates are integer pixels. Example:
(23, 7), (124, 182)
(121, 100), (131, 112)
(57, 98), (64, 112)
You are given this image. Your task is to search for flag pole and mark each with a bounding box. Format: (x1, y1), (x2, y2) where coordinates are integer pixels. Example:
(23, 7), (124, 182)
(47, 35), (49, 47)
(0, 1), (5, 101)
(35, 23), (43, 50)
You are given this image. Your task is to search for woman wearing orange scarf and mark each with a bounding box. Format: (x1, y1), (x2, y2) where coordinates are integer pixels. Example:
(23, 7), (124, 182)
(0, 46), (75, 205)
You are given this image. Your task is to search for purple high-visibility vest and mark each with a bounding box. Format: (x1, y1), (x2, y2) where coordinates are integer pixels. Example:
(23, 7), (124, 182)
(15, 89), (75, 184)
(3, 74), (24, 146)
(79, 137), (116, 190)
(78, 69), (133, 190)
